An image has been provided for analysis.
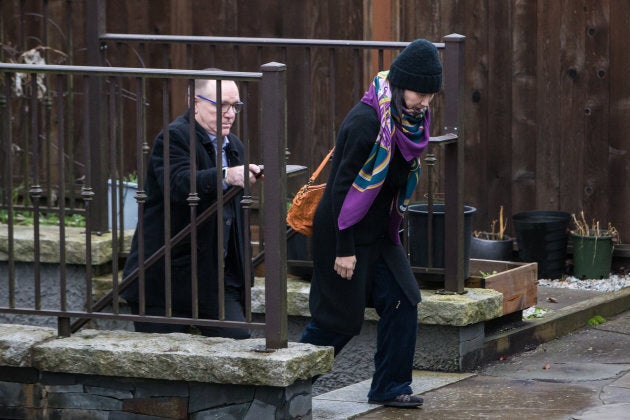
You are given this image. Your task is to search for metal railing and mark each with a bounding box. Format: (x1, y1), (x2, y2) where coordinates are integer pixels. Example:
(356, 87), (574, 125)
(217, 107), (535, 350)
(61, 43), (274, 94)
(1, 0), (467, 347)
(96, 32), (467, 293)
(0, 63), (289, 348)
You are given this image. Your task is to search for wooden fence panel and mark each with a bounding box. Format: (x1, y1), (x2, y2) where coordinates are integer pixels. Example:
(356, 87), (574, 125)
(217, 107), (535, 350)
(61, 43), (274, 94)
(510, 0), (538, 222)
(458, 0), (488, 225)
(536, 0), (564, 210)
(486, 0), (512, 229)
(582, 0), (610, 224)
(398, 0), (453, 204)
(558, 0), (586, 214)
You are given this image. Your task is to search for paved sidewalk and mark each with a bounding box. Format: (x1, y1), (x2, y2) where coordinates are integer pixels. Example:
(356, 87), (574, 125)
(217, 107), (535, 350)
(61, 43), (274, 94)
(314, 286), (630, 419)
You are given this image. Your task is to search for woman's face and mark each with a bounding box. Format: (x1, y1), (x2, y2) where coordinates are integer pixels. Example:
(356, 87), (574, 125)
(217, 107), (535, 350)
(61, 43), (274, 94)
(403, 91), (435, 113)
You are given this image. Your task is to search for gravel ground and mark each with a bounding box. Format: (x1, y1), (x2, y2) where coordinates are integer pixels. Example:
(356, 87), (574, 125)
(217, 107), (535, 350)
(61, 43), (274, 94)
(524, 273), (630, 319)
(538, 274), (630, 292)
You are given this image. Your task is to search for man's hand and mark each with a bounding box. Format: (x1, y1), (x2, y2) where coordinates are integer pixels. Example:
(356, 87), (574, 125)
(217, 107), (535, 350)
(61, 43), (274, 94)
(334, 255), (356, 280)
(224, 164), (263, 187)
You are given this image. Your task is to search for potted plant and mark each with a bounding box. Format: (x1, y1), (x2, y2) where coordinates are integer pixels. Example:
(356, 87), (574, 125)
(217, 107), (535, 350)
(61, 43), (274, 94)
(470, 206), (514, 261)
(570, 211), (619, 279)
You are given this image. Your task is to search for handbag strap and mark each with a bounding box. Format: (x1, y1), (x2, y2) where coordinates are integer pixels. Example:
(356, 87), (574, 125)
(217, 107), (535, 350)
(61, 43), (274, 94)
(308, 148), (334, 184)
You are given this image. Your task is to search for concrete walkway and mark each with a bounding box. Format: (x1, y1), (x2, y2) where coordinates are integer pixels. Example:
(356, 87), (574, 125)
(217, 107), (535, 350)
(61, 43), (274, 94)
(313, 286), (630, 419)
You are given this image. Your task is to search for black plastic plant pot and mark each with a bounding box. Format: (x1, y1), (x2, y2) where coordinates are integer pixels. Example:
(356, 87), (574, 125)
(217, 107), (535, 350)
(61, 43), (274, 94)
(512, 210), (571, 279)
(407, 203), (477, 279)
(470, 234), (514, 261)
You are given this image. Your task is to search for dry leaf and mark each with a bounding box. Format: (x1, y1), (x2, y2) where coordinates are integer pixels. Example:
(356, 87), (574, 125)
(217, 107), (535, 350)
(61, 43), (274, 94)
(543, 363), (551, 370)
(546, 297), (558, 303)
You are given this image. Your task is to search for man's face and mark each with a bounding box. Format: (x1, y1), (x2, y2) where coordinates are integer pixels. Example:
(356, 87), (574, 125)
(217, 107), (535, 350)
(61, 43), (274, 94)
(194, 80), (240, 137)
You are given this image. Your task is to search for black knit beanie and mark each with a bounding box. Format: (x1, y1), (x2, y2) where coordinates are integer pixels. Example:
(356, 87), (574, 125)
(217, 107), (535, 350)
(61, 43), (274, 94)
(388, 39), (442, 93)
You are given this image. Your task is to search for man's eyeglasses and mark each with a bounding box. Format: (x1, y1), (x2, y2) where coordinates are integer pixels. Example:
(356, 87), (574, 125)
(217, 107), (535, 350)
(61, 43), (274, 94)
(196, 95), (244, 114)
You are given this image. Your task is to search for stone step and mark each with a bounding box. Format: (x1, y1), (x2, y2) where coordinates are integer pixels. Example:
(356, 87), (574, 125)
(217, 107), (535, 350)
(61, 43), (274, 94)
(92, 271), (126, 303)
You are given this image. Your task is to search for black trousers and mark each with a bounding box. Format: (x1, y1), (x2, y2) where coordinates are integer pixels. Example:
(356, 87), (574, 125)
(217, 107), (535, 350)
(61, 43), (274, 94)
(128, 285), (250, 339)
(300, 258), (417, 401)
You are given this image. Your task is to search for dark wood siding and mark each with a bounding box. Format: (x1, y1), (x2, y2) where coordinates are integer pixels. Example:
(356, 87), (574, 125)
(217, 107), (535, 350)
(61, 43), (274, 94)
(3, 0), (630, 240)
(397, 0), (629, 240)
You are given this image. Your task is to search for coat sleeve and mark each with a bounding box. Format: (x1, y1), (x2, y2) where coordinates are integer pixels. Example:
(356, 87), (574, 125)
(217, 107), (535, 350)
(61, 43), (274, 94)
(330, 104), (380, 257)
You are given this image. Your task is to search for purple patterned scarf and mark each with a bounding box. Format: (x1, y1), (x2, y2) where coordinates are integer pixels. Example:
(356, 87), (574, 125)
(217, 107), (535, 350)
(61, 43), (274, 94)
(338, 71), (431, 244)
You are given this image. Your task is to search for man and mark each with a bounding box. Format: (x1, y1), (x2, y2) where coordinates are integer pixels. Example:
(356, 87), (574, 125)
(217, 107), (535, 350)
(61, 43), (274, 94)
(122, 71), (262, 338)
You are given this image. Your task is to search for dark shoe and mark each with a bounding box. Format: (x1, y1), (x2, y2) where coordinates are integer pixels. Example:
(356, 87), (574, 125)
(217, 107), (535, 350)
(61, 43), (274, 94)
(369, 394), (424, 408)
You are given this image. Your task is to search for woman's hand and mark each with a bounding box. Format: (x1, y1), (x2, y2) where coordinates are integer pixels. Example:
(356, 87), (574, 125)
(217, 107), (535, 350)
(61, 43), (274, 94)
(334, 255), (357, 280)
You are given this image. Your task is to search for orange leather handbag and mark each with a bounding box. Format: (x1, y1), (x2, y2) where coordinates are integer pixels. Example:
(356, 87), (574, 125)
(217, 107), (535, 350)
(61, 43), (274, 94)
(286, 148), (334, 236)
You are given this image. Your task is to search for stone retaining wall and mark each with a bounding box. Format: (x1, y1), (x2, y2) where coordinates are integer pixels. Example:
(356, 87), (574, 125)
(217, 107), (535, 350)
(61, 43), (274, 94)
(0, 369), (313, 419)
(0, 324), (333, 419)
(252, 278), (504, 372)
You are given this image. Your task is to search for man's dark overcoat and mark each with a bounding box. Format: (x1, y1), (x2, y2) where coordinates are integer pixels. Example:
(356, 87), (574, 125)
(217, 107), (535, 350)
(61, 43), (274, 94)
(122, 111), (249, 316)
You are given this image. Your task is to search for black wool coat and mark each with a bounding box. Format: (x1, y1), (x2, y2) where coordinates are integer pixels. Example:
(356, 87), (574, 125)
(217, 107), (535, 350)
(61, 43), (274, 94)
(122, 111), (250, 317)
(309, 101), (422, 336)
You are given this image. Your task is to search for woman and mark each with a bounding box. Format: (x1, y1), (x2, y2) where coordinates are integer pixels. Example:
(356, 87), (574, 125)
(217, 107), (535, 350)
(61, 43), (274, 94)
(300, 39), (442, 409)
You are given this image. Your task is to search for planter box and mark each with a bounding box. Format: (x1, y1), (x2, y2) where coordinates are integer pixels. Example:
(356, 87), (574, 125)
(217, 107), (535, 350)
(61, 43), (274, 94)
(466, 259), (538, 315)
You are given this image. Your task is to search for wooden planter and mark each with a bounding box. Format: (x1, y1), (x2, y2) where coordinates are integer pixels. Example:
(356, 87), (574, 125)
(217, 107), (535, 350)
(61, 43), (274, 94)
(466, 259), (538, 315)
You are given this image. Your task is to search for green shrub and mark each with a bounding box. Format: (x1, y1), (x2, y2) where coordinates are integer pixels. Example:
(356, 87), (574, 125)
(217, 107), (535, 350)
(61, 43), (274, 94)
(587, 315), (606, 326)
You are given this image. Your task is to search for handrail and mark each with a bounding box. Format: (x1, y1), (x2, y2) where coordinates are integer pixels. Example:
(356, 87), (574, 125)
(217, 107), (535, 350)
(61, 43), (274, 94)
(69, 187), (241, 333)
(101, 33), (444, 50)
(0, 63), (261, 80)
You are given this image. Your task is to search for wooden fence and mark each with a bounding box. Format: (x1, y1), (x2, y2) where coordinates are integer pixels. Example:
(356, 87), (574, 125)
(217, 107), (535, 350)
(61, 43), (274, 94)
(2, 0), (630, 242)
